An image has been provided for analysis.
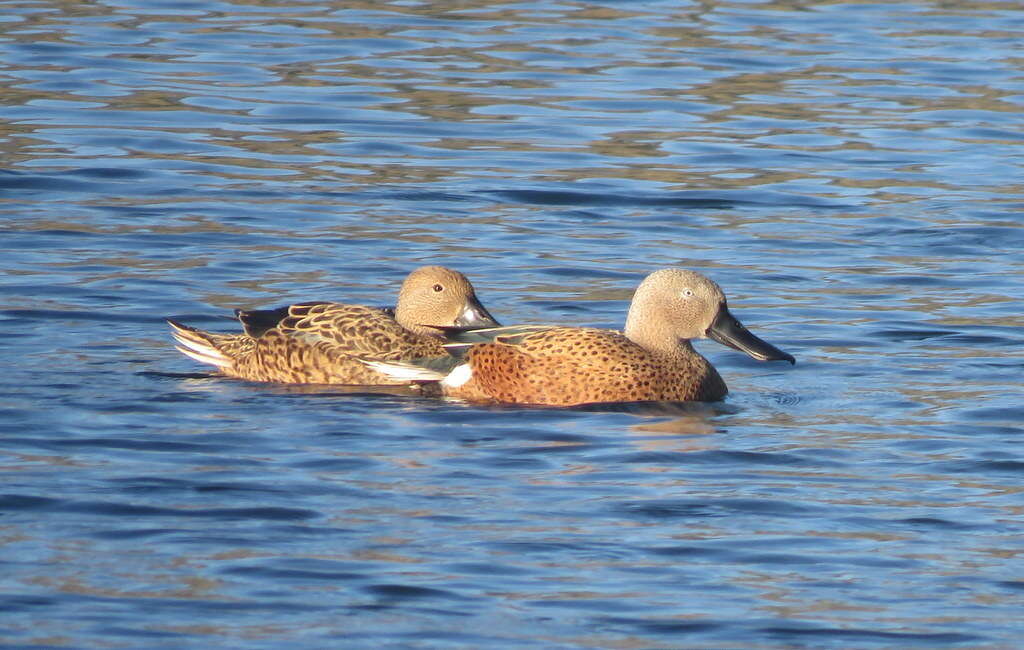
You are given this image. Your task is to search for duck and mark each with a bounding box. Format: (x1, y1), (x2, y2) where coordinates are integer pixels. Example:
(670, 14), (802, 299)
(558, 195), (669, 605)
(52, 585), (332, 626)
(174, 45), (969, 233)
(365, 268), (794, 405)
(168, 265), (500, 385)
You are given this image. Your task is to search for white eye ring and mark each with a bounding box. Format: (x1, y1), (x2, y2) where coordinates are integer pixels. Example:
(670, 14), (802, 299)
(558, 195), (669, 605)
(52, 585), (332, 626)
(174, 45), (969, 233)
(681, 289), (694, 298)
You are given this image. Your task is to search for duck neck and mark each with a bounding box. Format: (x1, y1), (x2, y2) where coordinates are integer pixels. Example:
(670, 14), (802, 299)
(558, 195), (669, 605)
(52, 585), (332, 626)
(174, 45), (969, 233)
(401, 319), (441, 339)
(625, 308), (690, 358)
(391, 305), (432, 338)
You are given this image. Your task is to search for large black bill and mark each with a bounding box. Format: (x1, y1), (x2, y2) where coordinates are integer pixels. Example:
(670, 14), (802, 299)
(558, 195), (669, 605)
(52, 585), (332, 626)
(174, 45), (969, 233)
(706, 304), (795, 364)
(453, 295), (501, 330)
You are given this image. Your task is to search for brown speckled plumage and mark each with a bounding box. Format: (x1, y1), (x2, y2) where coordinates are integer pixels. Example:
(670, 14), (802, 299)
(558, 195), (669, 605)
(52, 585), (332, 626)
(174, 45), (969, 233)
(374, 269), (794, 406)
(169, 266), (499, 385)
(452, 326), (727, 404)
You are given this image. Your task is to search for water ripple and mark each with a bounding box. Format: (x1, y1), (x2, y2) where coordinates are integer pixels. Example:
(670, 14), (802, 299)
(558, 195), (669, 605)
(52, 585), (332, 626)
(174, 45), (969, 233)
(1, 1), (1023, 648)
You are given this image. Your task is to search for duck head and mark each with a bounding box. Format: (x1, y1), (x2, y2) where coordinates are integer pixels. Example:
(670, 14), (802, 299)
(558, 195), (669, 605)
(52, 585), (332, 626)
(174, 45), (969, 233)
(395, 266), (500, 337)
(625, 268), (794, 364)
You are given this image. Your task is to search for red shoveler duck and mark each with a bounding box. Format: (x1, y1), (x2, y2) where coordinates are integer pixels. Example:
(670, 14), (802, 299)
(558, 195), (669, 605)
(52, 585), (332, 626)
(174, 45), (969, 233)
(169, 266), (499, 385)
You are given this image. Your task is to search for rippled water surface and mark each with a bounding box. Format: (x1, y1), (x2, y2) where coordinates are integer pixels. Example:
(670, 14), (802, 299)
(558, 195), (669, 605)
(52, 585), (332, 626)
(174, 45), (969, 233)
(3, 0), (1024, 647)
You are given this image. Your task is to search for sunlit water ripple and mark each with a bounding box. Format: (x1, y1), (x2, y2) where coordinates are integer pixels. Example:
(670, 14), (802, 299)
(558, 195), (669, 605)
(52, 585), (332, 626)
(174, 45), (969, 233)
(2, 1), (1023, 648)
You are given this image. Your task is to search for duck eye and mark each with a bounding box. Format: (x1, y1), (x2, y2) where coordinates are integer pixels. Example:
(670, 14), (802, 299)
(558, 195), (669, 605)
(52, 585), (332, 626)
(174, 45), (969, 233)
(682, 289), (694, 298)
(432, 284), (444, 292)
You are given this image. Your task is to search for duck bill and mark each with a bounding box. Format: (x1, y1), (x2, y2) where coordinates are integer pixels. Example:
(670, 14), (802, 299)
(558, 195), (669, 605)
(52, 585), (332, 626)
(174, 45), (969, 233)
(706, 304), (795, 364)
(453, 295), (501, 330)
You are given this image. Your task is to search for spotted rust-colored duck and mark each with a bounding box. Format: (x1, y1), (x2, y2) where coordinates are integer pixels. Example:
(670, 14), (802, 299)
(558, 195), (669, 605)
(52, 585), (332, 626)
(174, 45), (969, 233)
(169, 266), (499, 385)
(366, 268), (794, 406)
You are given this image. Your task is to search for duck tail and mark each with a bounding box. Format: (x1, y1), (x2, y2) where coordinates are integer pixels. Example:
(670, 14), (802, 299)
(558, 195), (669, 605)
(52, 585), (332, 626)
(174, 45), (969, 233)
(167, 320), (232, 370)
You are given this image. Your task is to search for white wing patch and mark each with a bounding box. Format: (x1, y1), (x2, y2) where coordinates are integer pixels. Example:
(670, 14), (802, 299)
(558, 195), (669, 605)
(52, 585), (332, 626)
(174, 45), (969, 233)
(362, 360), (446, 382)
(441, 363), (473, 389)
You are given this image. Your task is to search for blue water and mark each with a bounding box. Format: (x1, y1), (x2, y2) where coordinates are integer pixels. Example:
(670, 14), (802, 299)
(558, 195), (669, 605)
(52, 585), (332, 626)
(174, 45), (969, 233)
(2, 1), (1024, 647)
